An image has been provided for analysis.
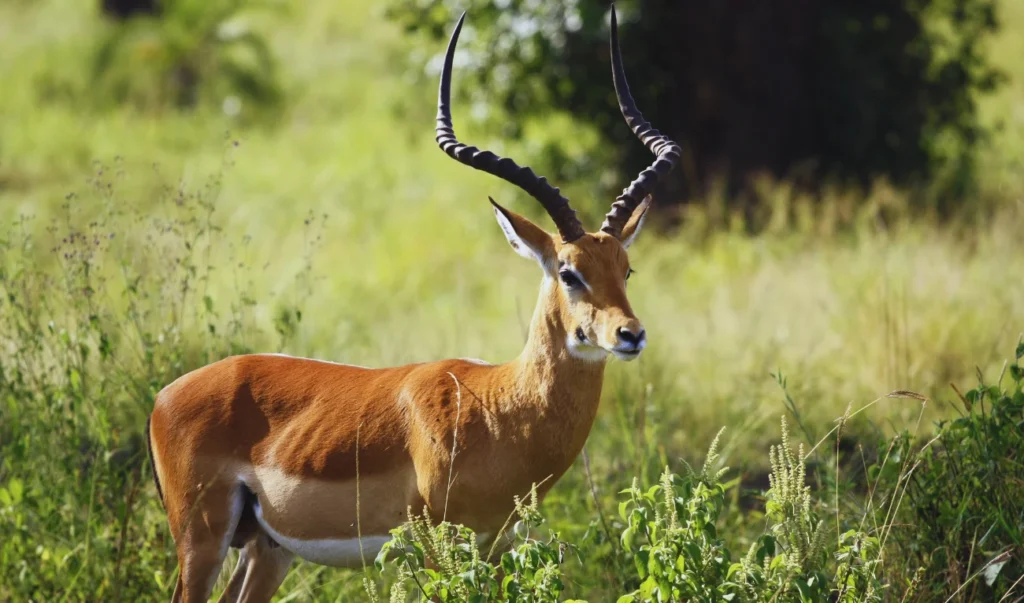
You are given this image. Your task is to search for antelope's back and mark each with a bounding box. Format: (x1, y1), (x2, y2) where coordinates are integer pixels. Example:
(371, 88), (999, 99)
(148, 354), (416, 482)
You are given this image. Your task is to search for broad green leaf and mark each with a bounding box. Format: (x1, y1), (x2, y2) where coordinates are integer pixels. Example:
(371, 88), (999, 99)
(8, 478), (23, 503)
(639, 577), (657, 598)
(621, 526), (636, 549)
(648, 551), (663, 575)
(634, 549), (650, 579)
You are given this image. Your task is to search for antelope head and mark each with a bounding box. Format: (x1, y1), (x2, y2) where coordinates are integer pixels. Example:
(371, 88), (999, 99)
(436, 8), (680, 362)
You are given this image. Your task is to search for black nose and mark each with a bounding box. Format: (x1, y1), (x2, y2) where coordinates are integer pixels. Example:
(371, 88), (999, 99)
(617, 327), (646, 347)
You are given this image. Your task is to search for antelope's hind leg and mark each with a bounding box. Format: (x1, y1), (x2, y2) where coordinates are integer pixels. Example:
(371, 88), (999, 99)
(168, 481), (244, 603)
(216, 488), (294, 603)
(221, 532), (294, 603)
(217, 546), (250, 603)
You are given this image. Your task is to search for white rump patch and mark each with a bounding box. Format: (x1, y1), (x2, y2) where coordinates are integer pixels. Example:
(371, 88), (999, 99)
(253, 500), (390, 568)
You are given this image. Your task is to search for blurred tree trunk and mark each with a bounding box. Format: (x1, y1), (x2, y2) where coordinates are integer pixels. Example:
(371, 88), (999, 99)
(101, 0), (160, 20)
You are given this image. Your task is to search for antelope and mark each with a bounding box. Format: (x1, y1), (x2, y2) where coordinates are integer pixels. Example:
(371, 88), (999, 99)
(146, 7), (680, 602)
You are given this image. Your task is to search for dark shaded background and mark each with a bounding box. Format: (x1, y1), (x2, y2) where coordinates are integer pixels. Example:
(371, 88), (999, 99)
(387, 0), (1002, 217)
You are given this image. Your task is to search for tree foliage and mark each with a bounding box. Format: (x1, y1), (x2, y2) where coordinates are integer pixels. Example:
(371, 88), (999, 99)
(388, 0), (1003, 214)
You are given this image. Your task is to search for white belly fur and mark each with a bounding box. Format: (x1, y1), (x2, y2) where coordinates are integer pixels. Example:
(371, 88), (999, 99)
(253, 499), (390, 567)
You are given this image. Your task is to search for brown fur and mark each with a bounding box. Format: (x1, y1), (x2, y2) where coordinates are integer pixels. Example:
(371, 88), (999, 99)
(148, 209), (648, 602)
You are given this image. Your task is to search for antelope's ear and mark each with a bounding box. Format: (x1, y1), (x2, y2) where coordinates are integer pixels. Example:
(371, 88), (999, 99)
(618, 196), (652, 249)
(490, 197), (557, 273)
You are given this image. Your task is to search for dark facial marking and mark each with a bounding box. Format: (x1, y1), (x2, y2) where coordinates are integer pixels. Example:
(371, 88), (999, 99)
(560, 270), (583, 289)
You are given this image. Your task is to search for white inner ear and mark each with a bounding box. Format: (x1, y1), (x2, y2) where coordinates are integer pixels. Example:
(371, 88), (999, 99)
(493, 207), (547, 265)
(620, 208), (649, 250)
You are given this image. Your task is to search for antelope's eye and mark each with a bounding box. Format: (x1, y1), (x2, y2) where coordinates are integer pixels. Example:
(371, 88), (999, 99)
(626, 267), (635, 281)
(559, 270), (582, 289)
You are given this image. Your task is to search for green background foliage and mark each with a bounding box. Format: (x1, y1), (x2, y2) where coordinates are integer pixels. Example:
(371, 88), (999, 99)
(388, 0), (1004, 212)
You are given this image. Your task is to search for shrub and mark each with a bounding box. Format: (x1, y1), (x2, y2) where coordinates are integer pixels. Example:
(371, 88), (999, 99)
(91, 0), (284, 115)
(371, 421), (895, 602)
(388, 0), (1003, 211)
(617, 423), (885, 602)
(875, 339), (1024, 600)
(369, 486), (584, 602)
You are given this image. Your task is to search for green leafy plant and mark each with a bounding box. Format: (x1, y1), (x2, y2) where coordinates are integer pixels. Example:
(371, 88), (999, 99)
(617, 423), (886, 602)
(616, 429), (736, 602)
(370, 486), (585, 602)
(875, 339), (1024, 601)
(736, 419), (883, 602)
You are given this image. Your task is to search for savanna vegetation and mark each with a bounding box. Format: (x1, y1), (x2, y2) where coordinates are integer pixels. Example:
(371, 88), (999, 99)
(1, 0), (1023, 600)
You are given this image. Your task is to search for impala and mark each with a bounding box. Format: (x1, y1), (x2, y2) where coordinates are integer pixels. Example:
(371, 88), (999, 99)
(147, 8), (680, 602)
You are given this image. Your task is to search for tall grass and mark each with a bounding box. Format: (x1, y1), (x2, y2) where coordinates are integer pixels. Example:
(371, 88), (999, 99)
(2, 151), (1023, 600)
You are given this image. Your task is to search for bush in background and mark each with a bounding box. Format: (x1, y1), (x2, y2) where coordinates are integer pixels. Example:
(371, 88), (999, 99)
(91, 0), (284, 115)
(874, 341), (1024, 600)
(388, 0), (1003, 214)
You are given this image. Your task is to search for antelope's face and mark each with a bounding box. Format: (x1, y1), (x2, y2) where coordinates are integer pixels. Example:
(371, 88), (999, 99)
(437, 8), (678, 363)
(491, 197), (652, 362)
(555, 231), (644, 361)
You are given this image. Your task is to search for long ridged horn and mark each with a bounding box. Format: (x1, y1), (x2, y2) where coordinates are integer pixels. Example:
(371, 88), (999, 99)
(436, 14), (585, 243)
(600, 5), (681, 238)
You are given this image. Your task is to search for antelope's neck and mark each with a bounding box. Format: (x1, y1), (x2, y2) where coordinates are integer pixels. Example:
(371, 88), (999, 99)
(506, 277), (606, 453)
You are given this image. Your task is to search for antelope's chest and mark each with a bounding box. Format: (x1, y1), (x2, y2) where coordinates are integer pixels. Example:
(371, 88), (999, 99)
(450, 424), (581, 508)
